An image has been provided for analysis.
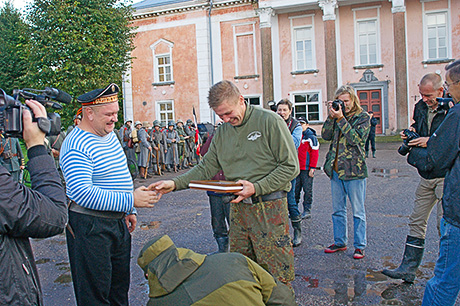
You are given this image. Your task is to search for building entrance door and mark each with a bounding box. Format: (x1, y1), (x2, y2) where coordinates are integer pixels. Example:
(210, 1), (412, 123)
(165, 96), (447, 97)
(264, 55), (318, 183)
(357, 89), (383, 134)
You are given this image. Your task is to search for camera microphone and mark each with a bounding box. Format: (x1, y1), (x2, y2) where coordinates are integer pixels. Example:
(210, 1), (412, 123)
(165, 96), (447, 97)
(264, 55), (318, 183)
(44, 87), (72, 104)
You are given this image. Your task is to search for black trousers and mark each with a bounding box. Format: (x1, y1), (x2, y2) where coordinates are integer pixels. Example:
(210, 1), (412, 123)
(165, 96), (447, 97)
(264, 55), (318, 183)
(66, 211), (131, 306)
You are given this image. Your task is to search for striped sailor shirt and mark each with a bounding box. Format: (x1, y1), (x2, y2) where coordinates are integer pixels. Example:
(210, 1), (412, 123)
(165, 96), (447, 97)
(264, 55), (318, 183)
(60, 127), (134, 213)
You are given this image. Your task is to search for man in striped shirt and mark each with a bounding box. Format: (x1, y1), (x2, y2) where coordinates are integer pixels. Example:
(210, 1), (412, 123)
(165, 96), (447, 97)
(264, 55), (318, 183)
(60, 83), (158, 306)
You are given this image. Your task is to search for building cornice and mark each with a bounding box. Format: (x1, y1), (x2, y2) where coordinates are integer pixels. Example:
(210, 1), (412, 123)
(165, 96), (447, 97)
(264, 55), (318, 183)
(133, 0), (256, 20)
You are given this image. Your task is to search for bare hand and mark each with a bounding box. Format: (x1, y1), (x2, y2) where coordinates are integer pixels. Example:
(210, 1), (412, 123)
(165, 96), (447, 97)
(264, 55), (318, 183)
(150, 180), (175, 201)
(133, 186), (159, 208)
(327, 101), (344, 119)
(231, 180), (255, 203)
(23, 100), (47, 149)
(308, 168), (315, 177)
(124, 214), (137, 233)
(409, 136), (429, 148)
(400, 127), (416, 140)
(51, 148), (59, 158)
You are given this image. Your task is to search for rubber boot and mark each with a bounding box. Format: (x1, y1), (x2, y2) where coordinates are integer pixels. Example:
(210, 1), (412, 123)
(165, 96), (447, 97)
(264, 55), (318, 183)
(382, 235), (425, 282)
(365, 150), (369, 158)
(216, 237), (229, 253)
(291, 218), (302, 247)
(372, 151), (376, 158)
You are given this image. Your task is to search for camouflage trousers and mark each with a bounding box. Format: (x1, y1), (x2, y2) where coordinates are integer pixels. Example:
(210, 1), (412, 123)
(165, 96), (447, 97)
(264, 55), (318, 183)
(229, 197), (295, 284)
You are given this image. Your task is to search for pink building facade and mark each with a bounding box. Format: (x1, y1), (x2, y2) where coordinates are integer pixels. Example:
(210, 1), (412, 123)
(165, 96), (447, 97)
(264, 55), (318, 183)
(124, 0), (459, 135)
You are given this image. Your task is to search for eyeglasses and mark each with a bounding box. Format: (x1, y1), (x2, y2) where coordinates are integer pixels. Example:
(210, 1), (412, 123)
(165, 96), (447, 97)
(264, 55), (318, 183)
(444, 80), (459, 90)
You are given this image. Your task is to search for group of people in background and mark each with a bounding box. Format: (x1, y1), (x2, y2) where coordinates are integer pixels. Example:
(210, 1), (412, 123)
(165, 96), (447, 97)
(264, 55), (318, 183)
(118, 118), (201, 178)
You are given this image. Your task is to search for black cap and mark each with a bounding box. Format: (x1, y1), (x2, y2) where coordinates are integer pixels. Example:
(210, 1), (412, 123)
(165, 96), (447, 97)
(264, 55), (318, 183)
(298, 116), (308, 124)
(77, 83), (119, 106)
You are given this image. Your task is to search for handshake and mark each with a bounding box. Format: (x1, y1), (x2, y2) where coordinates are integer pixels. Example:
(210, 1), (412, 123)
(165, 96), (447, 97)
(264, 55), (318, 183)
(133, 180), (177, 208)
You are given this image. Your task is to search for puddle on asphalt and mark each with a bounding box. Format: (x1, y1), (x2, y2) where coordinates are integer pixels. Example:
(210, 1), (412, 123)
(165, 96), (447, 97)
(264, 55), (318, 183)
(54, 273), (72, 284)
(140, 220), (161, 230)
(372, 168), (408, 178)
(296, 269), (425, 305)
(35, 258), (51, 265)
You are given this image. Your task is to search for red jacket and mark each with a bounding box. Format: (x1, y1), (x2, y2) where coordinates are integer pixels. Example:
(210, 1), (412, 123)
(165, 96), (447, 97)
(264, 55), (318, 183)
(298, 129), (319, 170)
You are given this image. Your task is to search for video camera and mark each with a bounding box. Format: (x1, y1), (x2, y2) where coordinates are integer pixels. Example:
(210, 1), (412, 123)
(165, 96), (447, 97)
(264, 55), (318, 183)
(0, 87), (72, 138)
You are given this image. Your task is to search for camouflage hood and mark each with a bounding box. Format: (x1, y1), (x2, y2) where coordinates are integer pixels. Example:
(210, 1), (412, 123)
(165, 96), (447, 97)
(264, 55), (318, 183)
(137, 235), (206, 298)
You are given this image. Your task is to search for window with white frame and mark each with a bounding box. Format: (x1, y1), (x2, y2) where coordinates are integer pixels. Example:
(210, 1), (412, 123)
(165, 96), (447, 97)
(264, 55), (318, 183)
(357, 19), (378, 65)
(244, 96), (261, 107)
(156, 54), (172, 82)
(292, 92), (321, 122)
(425, 11), (448, 60)
(151, 39), (174, 84)
(294, 27), (313, 71)
(156, 100), (174, 127)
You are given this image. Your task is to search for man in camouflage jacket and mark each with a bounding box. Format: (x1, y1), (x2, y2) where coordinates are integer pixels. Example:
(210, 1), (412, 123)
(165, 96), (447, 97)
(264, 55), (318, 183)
(322, 85), (370, 260)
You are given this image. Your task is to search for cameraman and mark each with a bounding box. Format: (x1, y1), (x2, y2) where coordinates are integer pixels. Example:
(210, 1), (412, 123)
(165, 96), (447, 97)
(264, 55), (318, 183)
(409, 59), (460, 306)
(0, 100), (67, 305)
(383, 73), (447, 282)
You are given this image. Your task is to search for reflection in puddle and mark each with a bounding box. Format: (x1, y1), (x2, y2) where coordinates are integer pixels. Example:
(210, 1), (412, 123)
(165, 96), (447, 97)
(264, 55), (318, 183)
(35, 258), (51, 265)
(372, 168), (407, 178)
(54, 273), (72, 284)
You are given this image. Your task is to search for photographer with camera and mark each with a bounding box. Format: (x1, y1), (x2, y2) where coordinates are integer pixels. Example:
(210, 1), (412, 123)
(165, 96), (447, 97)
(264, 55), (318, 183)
(382, 73), (447, 283)
(322, 85), (370, 259)
(0, 99), (67, 305)
(404, 59), (460, 306)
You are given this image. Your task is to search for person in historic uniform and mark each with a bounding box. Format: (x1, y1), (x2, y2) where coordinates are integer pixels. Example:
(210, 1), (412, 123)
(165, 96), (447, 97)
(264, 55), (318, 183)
(163, 120), (180, 172)
(0, 132), (24, 182)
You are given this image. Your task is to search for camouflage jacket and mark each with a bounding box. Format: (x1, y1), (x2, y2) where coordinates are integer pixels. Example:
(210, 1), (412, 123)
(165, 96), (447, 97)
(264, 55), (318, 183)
(322, 110), (370, 180)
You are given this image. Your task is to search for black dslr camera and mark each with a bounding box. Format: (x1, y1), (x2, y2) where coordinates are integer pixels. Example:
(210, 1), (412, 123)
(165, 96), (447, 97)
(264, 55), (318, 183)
(332, 99), (345, 112)
(0, 87), (72, 138)
(398, 129), (420, 156)
(436, 97), (454, 112)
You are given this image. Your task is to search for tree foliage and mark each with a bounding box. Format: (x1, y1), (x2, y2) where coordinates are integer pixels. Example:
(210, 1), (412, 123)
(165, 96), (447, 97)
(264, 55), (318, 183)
(0, 1), (30, 95)
(25, 0), (136, 127)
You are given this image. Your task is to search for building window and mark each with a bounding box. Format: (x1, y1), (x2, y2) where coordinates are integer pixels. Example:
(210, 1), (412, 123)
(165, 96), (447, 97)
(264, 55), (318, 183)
(294, 27), (313, 71)
(292, 92), (321, 122)
(151, 38), (174, 84)
(356, 19), (378, 65)
(156, 54), (172, 82)
(244, 96), (261, 107)
(156, 100), (174, 127)
(233, 22), (257, 77)
(425, 11), (448, 60)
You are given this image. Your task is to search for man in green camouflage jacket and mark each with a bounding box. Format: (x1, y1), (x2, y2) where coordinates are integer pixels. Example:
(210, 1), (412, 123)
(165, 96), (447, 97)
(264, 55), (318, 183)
(322, 85), (370, 260)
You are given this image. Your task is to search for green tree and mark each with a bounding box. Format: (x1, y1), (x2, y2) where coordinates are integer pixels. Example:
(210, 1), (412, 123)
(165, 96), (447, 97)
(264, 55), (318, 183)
(26, 0), (136, 127)
(0, 1), (30, 95)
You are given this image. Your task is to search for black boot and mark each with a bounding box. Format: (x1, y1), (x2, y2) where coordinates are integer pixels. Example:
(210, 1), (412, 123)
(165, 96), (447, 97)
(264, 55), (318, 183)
(372, 151), (376, 158)
(365, 150), (369, 158)
(382, 235), (425, 282)
(291, 218), (302, 247)
(216, 237), (229, 253)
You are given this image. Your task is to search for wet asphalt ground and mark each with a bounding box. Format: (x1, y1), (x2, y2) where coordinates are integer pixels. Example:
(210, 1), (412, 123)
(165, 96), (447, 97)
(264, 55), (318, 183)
(31, 141), (460, 306)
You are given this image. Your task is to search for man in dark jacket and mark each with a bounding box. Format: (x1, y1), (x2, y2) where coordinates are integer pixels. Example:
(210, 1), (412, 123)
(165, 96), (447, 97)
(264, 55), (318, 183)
(365, 111), (378, 158)
(138, 235), (296, 306)
(383, 73), (447, 282)
(0, 100), (67, 306)
(406, 60), (460, 306)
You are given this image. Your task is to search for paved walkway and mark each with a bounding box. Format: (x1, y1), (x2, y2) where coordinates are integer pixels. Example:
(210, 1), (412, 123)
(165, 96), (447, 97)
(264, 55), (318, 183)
(32, 142), (458, 305)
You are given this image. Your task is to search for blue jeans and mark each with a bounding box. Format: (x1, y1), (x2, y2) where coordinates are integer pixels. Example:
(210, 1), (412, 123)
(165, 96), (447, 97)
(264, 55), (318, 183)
(207, 193), (232, 238)
(295, 170), (314, 213)
(287, 178), (300, 220)
(422, 218), (460, 306)
(331, 171), (367, 249)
